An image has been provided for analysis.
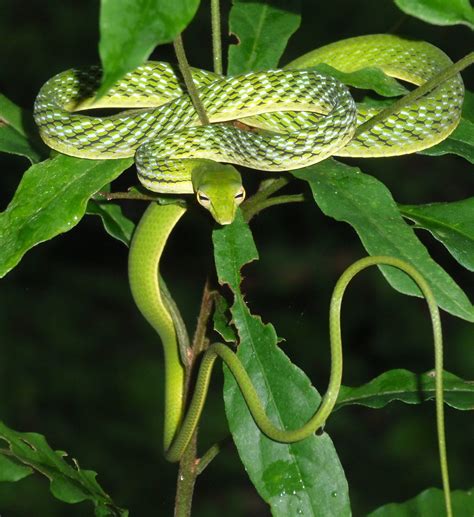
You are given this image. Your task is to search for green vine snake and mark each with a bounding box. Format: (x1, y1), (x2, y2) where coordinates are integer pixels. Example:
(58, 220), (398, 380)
(34, 34), (464, 515)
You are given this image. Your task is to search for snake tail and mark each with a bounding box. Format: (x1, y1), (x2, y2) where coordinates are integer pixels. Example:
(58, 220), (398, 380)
(128, 203), (450, 517)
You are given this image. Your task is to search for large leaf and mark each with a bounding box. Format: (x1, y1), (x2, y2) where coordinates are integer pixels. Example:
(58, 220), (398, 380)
(99, 0), (200, 94)
(0, 421), (127, 516)
(0, 154), (132, 277)
(393, 0), (474, 29)
(400, 198), (474, 271)
(368, 486), (474, 516)
(228, 0), (301, 75)
(213, 211), (351, 517)
(336, 369), (474, 411)
(293, 160), (474, 322)
(0, 94), (46, 163)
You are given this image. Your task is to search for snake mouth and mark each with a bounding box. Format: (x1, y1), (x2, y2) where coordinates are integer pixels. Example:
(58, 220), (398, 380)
(211, 208), (236, 226)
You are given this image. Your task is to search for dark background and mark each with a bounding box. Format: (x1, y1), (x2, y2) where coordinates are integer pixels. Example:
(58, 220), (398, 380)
(0, 1), (473, 515)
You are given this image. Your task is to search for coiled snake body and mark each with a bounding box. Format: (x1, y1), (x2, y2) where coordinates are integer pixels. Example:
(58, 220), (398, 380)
(35, 34), (464, 205)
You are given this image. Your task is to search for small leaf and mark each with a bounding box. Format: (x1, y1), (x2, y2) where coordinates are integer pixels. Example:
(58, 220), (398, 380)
(0, 93), (46, 163)
(0, 154), (132, 277)
(99, 0), (200, 95)
(393, 0), (474, 29)
(368, 486), (474, 516)
(400, 198), (474, 271)
(228, 0), (301, 75)
(0, 454), (33, 482)
(212, 292), (238, 343)
(0, 421), (127, 516)
(336, 369), (474, 411)
(213, 211), (351, 517)
(295, 64), (408, 98)
(87, 199), (135, 246)
(293, 159), (474, 322)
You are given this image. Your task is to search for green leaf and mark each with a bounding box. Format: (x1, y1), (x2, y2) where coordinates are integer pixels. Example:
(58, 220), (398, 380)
(393, 0), (474, 29)
(87, 199), (135, 246)
(212, 292), (238, 343)
(99, 0), (200, 95)
(0, 125), (42, 163)
(0, 94), (46, 163)
(309, 64), (408, 97)
(213, 211), (351, 517)
(336, 369), (474, 411)
(0, 154), (132, 277)
(293, 159), (474, 322)
(228, 0), (301, 75)
(368, 486), (474, 516)
(400, 198), (474, 271)
(0, 421), (128, 516)
(0, 454), (33, 482)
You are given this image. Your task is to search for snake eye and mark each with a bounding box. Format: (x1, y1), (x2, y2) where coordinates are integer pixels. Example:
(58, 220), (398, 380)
(234, 188), (246, 204)
(197, 192), (210, 205)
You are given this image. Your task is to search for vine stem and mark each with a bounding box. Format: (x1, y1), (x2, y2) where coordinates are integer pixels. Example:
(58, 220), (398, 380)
(243, 193), (305, 221)
(211, 0), (223, 74)
(171, 29), (217, 517)
(174, 279), (217, 516)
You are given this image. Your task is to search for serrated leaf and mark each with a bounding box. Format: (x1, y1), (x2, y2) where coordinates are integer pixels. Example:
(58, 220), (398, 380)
(99, 0), (200, 95)
(0, 93), (46, 163)
(293, 159), (474, 322)
(213, 211), (351, 517)
(87, 199), (135, 246)
(400, 198), (474, 271)
(368, 486), (474, 516)
(336, 369), (474, 411)
(228, 0), (301, 75)
(393, 0), (474, 29)
(0, 154), (132, 277)
(0, 421), (127, 516)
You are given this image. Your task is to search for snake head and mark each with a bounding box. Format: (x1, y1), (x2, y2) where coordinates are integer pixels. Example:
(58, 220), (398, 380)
(193, 161), (245, 225)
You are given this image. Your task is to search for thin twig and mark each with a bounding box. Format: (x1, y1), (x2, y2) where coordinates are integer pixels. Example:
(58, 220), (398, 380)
(174, 433), (198, 517)
(196, 440), (224, 476)
(243, 193), (306, 222)
(191, 278), (216, 358)
(94, 190), (161, 202)
(173, 34), (210, 125)
(241, 176), (292, 219)
(211, 0), (223, 75)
